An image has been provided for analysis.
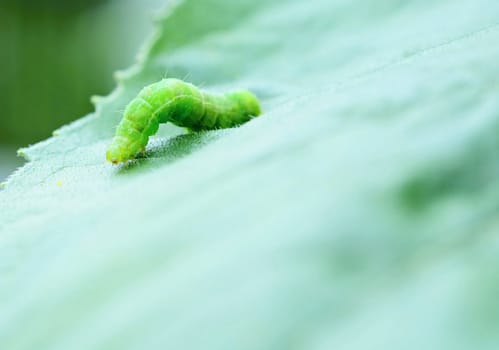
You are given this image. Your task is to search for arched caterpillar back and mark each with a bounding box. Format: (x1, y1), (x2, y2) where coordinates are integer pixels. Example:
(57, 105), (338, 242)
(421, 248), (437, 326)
(106, 78), (262, 163)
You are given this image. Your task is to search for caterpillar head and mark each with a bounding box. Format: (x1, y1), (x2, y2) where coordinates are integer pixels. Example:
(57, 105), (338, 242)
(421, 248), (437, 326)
(227, 90), (262, 117)
(106, 135), (144, 164)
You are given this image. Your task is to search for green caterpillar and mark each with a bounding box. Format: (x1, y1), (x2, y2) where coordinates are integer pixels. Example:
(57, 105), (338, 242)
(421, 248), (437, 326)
(106, 78), (262, 163)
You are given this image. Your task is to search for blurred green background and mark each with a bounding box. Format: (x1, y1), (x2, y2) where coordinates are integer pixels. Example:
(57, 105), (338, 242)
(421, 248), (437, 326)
(0, 0), (163, 181)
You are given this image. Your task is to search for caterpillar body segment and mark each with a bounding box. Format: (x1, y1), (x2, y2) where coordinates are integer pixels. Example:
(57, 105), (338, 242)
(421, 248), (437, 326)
(106, 78), (262, 163)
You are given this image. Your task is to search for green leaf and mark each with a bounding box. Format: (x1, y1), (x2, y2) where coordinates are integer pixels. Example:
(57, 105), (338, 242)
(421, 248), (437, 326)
(1, 0), (499, 349)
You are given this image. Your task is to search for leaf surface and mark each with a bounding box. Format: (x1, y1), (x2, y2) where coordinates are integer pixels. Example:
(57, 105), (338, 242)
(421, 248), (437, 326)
(1, 1), (499, 349)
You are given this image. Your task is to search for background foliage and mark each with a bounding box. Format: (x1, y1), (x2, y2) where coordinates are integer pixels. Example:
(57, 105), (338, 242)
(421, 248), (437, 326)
(0, 0), (162, 179)
(1, 0), (499, 349)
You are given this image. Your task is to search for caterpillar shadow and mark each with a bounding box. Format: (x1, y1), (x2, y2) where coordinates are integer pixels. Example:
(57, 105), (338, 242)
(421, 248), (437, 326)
(116, 130), (226, 175)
